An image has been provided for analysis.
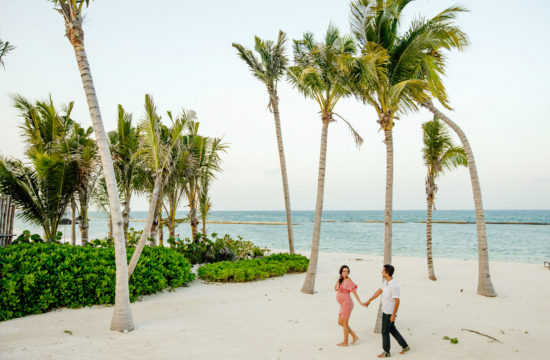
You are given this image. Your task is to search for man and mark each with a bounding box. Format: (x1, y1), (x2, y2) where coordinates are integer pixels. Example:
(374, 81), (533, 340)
(364, 264), (411, 357)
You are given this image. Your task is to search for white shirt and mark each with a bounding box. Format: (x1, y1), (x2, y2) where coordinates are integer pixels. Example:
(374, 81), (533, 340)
(381, 279), (400, 315)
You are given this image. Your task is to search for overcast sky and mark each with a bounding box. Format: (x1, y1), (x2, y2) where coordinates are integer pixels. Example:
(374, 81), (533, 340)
(1, 0), (549, 211)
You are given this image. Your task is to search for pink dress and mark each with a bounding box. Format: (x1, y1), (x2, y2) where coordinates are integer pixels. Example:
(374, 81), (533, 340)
(336, 279), (357, 319)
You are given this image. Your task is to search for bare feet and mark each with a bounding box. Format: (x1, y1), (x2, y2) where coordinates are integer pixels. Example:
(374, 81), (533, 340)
(377, 352), (390, 358)
(336, 342), (349, 347)
(351, 335), (359, 345)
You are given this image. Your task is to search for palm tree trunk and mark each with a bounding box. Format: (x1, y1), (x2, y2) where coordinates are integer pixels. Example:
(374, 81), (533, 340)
(373, 125), (394, 334)
(122, 192), (131, 240)
(271, 93), (294, 254)
(383, 128), (393, 265)
(202, 218), (207, 236)
(190, 209), (199, 239)
(168, 199), (176, 238)
(71, 196), (76, 245)
(301, 119), (329, 294)
(108, 213), (113, 239)
(422, 100), (496, 297)
(159, 220), (164, 246)
(427, 195), (436, 281)
(128, 174), (162, 276)
(150, 203), (160, 240)
(71, 43), (134, 330)
(78, 186), (89, 246)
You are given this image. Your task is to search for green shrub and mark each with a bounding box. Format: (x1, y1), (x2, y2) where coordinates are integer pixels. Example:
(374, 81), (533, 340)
(12, 230), (62, 244)
(197, 253), (309, 282)
(0, 243), (195, 321)
(168, 233), (269, 265)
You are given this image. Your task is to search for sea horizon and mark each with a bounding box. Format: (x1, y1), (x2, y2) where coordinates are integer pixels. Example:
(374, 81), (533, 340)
(13, 209), (550, 265)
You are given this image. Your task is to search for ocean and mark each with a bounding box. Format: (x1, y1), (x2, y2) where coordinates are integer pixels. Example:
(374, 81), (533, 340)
(12, 210), (550, 264)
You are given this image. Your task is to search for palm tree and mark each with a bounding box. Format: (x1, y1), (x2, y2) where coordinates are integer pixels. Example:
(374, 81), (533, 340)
(127, 94), (186, 276)
(91, 176), (112, 238)
(66, 122), (98, 245)
(422, 116), (467, 280)
(0, 37), (14, 68)
(109, 105), (141, 239)
(183, 123), (227, 239)
(421, 101), (496, 296)
(350, 0), (438, 267)
(198, 175), (212, 236)
(160, 110), (196, 239)
(4, 95), (79, 241)
(0, 156), (78, 241)
(232, 31), (295, 254)
(287, 25), (363, 294)
(51, 0), (133, 331)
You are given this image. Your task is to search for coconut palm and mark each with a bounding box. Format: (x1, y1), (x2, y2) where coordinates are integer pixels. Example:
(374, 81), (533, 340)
(350, 0), (438, 266)
(91, 176), (112, 238)
(351, 0), (495, 298)
(0, 155), (78, 241)
(232, 31), (295, 254)
(127, 94), (186, 276)
(198, 175), (212, 236)
(51, 0), (133, 331)
(66, 122), (98, 245)
(422, 116), (467, 280)
(109, 105), (141, 239)
(0, 38), (14, 68)
(287, 25), (364, 294)
(160, 110), (196, 239)
(183, 124), (227, 239)
(5, 95), (81, 241)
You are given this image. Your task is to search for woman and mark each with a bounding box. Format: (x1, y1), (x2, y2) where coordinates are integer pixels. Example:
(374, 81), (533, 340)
(335, 265), (362, 346)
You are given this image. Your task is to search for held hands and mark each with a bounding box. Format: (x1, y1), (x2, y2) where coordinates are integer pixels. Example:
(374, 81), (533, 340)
(362, 300), (371, 307)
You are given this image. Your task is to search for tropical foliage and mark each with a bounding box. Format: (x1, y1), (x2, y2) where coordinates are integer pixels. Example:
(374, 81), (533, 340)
(197, 253), (308, 282)
(0, 96), (81, 241)
(168, 233), (269, 265)
(0, 243), (194, 321)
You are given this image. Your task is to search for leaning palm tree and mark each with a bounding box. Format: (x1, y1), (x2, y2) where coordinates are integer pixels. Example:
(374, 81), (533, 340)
(51, 0), (133, 331)
(351, 0), (496, 296)
(421, 101), (496, 296)
(232, 31), (295, 254)
(0, 37), (14, 68)
(287, 25), (364, 294)
(422, 116), (467, 280)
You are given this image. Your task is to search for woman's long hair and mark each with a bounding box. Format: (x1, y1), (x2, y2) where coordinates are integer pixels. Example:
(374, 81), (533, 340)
(338, 265), (350, 287)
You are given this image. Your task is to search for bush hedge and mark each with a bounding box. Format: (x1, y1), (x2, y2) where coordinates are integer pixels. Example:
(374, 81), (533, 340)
(197, 253), (309, 282)
(0, 243), (195, 321)
(168, 233), (269, 265)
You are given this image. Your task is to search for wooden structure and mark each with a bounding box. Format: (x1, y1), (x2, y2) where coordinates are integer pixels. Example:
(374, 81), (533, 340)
(0, 195), (16, 247)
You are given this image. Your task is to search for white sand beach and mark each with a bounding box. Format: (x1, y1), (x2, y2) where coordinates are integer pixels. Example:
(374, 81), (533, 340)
(0, 252), (548, 360)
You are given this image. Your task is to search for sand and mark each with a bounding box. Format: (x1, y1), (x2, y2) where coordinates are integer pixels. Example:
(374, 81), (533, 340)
(0, 251), (548, 360)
